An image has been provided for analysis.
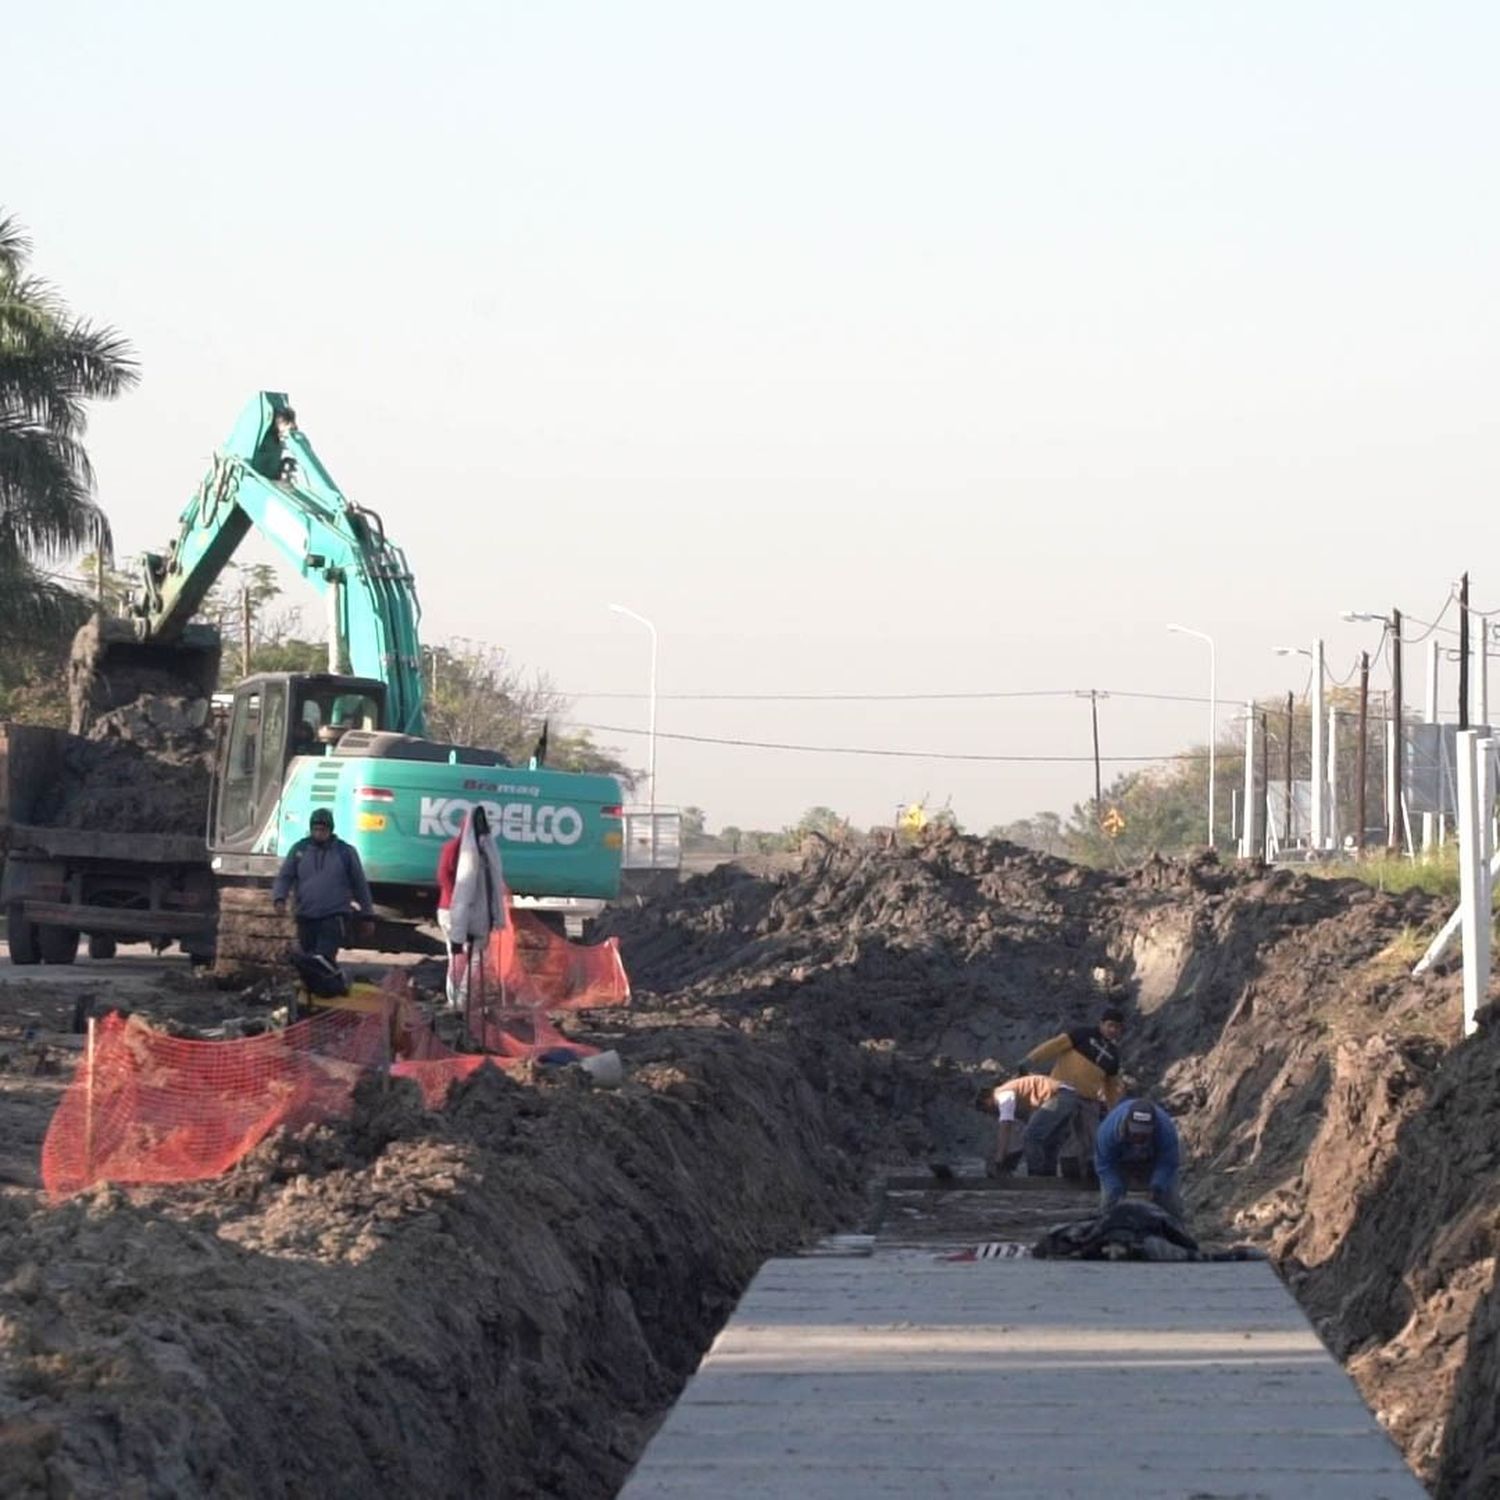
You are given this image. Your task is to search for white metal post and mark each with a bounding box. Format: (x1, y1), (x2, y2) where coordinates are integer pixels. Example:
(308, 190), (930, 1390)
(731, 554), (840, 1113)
(1479, 738), (1495, 1020)
(1423, 639), (1440, 854)
(1326, 706), (1339, 850)
(1483, 624), (1492, 729)
(1385, 712), (1398, 852)
(1241, 703), (1257, 860)
(1311, 638), (1325, 849)
(1457, 731), (1484, 1036)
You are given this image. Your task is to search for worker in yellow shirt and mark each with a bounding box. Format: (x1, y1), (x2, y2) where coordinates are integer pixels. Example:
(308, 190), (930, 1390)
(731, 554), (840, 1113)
(1019, 1005), (1127, 1179)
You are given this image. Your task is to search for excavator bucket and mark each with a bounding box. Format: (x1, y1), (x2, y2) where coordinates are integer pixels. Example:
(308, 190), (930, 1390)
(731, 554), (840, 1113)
(68, 617), (223, 735)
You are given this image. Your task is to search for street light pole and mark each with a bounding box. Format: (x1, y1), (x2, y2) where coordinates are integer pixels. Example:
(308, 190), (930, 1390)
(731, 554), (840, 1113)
(1272, 640), (1325, 851)
(1167, 624), (1217, 847)
(609, 603), (659, 860)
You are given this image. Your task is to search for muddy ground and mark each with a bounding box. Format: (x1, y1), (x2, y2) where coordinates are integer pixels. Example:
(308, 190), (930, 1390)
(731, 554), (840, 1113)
(1, 835), (1498, 1496)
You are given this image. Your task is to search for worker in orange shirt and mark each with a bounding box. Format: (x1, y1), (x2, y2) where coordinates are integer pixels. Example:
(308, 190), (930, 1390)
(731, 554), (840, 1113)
(974, 1073), (1072, 1177)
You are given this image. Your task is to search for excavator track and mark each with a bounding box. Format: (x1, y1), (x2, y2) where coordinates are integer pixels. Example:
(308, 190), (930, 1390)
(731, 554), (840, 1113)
(213, 885), (297, 974)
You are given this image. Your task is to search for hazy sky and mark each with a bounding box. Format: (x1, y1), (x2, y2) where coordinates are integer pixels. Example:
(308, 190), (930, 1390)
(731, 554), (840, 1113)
(7, 2), (1498, 831)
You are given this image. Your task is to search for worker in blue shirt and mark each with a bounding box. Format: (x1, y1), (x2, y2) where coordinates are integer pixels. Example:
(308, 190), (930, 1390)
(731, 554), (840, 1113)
(1095, 1097), (1185, 1221)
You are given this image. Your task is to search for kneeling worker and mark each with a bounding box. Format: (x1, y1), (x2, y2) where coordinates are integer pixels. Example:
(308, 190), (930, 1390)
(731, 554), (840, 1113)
(974, 1074), (1068, 1176)
(1095, 1096), (1184, 1221)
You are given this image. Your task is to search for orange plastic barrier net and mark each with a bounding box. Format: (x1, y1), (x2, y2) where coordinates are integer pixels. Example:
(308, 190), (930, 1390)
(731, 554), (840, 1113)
(43, 918), (630, 1194)
(42, 1008), (389, 1196)
(447, 908), (630, 1013)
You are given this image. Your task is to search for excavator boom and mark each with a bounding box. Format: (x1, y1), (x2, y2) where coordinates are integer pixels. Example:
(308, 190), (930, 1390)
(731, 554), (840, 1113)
(126, 393), (427, 735)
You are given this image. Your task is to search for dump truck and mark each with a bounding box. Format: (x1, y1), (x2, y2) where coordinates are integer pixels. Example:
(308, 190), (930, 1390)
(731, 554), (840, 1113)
(0, 721), (217, 964)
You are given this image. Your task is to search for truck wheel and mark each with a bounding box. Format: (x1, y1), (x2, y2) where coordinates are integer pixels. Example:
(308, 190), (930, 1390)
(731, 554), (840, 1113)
(6, 905), (41, 966)
(87, 933), (118, 961)
(39, 926), (80, 966)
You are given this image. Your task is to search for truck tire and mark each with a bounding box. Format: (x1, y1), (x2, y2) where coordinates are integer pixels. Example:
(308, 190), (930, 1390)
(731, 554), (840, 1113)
(87, 933), (118, 961)
(6, 905), (41, 966)
(39, 925), (80, 966)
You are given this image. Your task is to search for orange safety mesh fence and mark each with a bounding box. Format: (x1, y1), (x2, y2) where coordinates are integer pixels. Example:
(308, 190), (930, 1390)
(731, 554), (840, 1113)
(42, 1008), (390, 1196)
(43, 919), (631, 1194)
(448, 906), (630, 1013)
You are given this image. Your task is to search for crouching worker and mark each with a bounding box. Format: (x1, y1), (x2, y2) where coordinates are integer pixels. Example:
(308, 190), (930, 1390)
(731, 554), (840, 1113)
(1096, 1096), (1185, 1221)
(272, 809), (374, 963)
(974, 1074), (1069, 1177)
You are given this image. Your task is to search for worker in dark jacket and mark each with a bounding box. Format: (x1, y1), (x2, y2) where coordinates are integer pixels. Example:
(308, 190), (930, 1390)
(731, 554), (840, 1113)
(271, 809), (374, 962)
(1096, 1096), (1184, 1220)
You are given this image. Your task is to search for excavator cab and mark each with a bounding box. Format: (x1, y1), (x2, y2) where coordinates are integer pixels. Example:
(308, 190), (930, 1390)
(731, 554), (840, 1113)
(210, 673), (387, 853)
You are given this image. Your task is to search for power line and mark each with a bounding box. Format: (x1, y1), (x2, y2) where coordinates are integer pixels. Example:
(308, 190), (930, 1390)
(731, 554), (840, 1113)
(566, 686), (1237, 706)
(568, 720), (1211, 764)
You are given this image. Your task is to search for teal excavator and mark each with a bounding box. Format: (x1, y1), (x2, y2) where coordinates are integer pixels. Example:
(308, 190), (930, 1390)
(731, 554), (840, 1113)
(81, 393), (624, 963)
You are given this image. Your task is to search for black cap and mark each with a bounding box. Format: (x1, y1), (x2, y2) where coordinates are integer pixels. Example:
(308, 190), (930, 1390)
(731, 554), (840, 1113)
(1101, 1005), (1125, 1025)
(310, 808), (334, 830)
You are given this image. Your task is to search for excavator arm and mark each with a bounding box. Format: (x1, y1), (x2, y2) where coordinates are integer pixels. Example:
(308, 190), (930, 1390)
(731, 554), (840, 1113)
(130, 393), (427, 735)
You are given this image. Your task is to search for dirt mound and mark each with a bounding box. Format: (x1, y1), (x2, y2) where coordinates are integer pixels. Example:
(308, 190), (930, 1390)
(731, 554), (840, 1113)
(49, 617), (218, 835)
(40, 735), (212, 836)
(0, 1032), (860, 1499)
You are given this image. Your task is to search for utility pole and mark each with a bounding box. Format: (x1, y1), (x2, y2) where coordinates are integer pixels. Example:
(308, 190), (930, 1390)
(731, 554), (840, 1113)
(241, 580), (253, 680)
(1284, 691), (1294, 849)
(1459, 572), (1470, 729)
(1389, 608), (1404, 853)
(1356, 652), (1369, 854)
(1090, 689), (1103, 821)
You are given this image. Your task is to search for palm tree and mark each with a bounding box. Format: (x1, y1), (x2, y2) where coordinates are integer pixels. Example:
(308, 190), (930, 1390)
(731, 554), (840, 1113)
(0, 212), (138, 638)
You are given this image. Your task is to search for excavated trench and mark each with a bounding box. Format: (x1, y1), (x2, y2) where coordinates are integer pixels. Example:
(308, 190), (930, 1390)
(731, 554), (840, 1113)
(1, 836), (1498, 1497)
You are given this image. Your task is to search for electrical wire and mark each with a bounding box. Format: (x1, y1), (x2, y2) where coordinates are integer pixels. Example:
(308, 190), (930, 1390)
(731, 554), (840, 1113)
(1397, 588), (1458, 643)
(566, 686), (1238, 706)
(1324, 652), (1363, 687)
(566, 720), (1211, 764)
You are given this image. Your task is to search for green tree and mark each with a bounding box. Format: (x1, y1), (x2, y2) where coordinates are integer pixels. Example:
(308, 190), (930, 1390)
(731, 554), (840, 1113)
(423, 638), (637, 790)
(720, 825), (744, 854)
(0, 212), (138, 638)
(796, 805), (846, 837)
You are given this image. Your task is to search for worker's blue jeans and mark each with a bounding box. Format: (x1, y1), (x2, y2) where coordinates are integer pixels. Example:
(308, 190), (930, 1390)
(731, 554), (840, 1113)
(296, 914), (345, 962)
(1023, 1089), (1081, 1175)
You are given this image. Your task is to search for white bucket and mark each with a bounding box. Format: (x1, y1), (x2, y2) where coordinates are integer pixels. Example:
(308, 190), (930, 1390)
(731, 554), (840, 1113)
(578, 1049), (624, 1088)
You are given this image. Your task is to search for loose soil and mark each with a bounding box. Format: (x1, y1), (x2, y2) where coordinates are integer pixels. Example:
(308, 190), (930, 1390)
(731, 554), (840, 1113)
(1, 833), (1497, 1497)
(55, 619), (217, 835)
